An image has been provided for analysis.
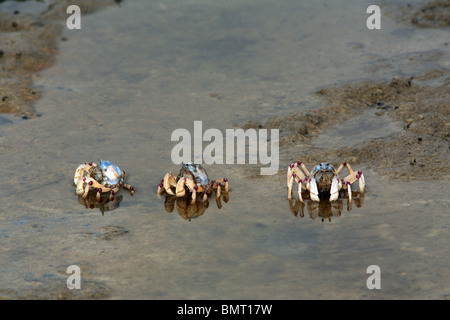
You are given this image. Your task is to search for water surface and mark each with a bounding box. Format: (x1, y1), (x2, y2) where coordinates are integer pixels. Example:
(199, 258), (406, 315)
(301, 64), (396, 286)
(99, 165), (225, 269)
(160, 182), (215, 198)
(0, 0), (448, 299)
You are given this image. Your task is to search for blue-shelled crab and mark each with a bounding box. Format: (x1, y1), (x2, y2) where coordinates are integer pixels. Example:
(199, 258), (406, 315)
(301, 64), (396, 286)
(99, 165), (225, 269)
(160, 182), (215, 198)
(74, 160), (135, 200)
(287, 161), (365, 203)
(157, 162), (229, 203)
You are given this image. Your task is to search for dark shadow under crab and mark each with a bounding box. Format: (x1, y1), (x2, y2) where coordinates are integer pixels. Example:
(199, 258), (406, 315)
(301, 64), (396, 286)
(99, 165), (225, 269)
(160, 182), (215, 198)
(77, 193), (123, 216)
(288, 189), (365, 222)
(162, 190), (230, 221)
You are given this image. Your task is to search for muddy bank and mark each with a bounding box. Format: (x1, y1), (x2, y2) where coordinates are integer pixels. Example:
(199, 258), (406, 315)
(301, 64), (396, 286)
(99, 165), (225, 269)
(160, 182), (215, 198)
(0, 0), (120, 117)
(393, 0), (450, 28)
(242, 0), (450, 182)
(245, 73), (449, 181)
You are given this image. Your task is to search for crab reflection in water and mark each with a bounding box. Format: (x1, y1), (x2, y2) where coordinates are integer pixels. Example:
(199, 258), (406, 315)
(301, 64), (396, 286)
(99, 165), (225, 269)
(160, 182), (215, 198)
(162, 191), (229, 221)
(77, 193), (123, 215)
(289, 191), (364, 222)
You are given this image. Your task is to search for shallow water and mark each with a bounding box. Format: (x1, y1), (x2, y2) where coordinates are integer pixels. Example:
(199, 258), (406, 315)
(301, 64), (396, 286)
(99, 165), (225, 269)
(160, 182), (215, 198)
(311, 109), (403, 149)
(0, 0), (449, 299)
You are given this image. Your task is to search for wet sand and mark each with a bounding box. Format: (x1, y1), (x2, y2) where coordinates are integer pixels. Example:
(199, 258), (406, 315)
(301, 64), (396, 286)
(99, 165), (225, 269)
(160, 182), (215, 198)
(245, 75), (449, 181)
(0, 0), (449, 300)
(0, 0), (119, 116)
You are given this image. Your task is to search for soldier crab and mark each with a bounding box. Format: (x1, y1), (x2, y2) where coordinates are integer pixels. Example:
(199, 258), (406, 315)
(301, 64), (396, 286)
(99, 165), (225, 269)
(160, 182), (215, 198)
(157, 162), (229, 203)
(287, 161), (365, 203)
(74, 160), (135, 200)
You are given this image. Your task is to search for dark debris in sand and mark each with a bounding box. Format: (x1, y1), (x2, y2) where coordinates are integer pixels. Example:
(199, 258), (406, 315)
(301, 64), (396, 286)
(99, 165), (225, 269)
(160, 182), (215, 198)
(0, 0), (120, 117)
(391, 0), (450, 28)
(409, 0), (450, 28)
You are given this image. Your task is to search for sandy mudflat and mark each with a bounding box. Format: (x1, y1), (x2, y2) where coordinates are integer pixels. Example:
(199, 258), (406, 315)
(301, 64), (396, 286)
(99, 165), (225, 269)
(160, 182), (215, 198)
(0, 0), (448, 300)
(0, 0), (118, 116)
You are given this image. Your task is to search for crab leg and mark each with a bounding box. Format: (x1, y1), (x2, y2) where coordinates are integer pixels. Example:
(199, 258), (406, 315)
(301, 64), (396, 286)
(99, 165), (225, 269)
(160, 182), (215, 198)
(81, 177), (103, 198)
(336, 162), (365, 193)
(109, 186), (121, 200)
(287, 164), (294, 188)
(211, 181), (226, 199)
(335, 163), (345, 175)
(215, 182), (221, 199)
(122, 183), (135, 196)
(214, 178), (229, 192)
(287, 162), (308, 184)
(191, 187), (197, 203)
(176, 178), (204, 201)
(345, 163), (355, 174)
(94, 184), (119, 201)
(157, 179), (165, 196)
(336, 162), (354, 175)
(287, 173), (294, 200)
(293, 167), (307, 181)
(342, 170), (365, 193)
(358, 172), (365, 193)
(346, 183), (352, 202)
(216, 196), (222, 209)
(288, 161), (311, 201)
(287, 163), (305, 200)
(96, 188), (103, 201)
(82, 183), (91, 198)
(297, 161), (309, 176)
(288, 164), (309, 201)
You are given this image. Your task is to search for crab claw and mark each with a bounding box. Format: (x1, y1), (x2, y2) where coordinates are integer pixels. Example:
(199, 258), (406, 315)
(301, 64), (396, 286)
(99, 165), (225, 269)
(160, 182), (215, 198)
(307, 178), (320, 202)
(163, 173), (176, 195)
(76, 178), (85, 195)
(329, 177), (341, 202)
(176, 178), (186, 197)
